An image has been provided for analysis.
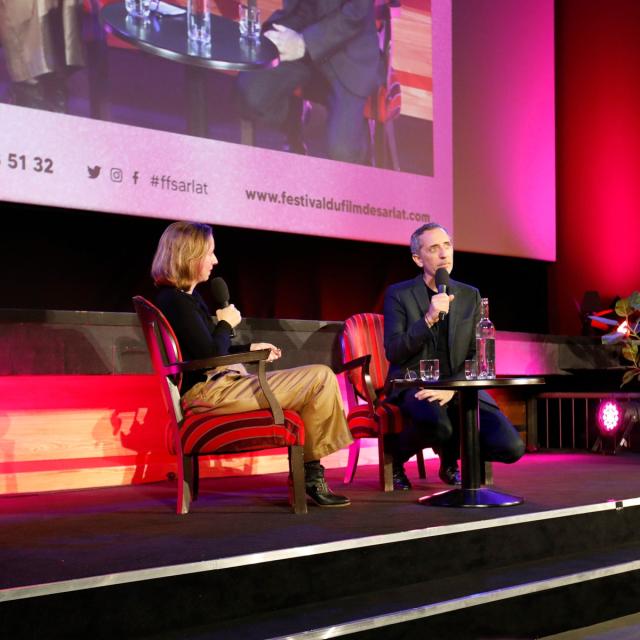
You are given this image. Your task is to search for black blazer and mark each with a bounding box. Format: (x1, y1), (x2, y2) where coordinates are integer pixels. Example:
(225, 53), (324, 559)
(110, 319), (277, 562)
(265, 0), (382, 97)
(383, 275), (498, 407)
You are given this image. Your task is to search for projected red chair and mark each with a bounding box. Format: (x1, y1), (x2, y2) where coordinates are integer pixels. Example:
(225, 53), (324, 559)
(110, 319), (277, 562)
(341, 313), (425, 491)
(133, 296), (307, 515)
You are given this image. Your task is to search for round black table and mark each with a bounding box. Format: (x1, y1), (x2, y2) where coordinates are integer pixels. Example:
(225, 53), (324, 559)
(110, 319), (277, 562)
(100, 3), (279, 139)
(390, 376), (545, 507)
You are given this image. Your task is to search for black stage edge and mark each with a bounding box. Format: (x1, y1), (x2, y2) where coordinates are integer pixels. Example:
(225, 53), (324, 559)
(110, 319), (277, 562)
(2, 452), (640, 639)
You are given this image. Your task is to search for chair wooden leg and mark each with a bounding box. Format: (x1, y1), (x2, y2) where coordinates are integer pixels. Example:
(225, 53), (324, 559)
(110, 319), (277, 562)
(416, 449), (427, 479)
(289, 445), (308, 515)
(373, 120), (385, 168)
(177, 453), (193, 515)
(240, 118), (255, 146)
(378, 435), (394, 492)
(482, 461), (494, 487)
(343, 439), (361, 484)
(192, 456), (199, 501)
(384, 119), (400, 170)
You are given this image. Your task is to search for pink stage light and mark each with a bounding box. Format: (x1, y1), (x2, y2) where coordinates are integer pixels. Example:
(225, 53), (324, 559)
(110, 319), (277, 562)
(597, 400), (622, 434)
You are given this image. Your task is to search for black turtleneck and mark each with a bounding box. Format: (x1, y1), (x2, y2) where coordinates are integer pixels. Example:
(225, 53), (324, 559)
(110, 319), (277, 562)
(155, 286), (249, 392)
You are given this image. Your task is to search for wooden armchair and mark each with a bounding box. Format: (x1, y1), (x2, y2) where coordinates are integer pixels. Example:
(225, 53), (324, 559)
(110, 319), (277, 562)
(133, 296), (307, 514)
(341, 313), (425, 491)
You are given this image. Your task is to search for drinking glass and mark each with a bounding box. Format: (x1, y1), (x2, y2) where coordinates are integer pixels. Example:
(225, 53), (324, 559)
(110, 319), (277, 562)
(239, 4), (261, 40)
(188, 0), (211, 43)
(420, 359), (440, 382)
(464, 359), (477, 380)
(404, 369), (418, 382)
(125, 0), (152, 19)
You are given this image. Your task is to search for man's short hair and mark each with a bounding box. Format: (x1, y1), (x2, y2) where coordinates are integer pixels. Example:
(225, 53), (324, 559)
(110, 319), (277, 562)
(410, 222), (450, 255)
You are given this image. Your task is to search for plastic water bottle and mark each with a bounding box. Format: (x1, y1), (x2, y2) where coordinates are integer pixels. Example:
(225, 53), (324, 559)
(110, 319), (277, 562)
(476, 297), (496, 379)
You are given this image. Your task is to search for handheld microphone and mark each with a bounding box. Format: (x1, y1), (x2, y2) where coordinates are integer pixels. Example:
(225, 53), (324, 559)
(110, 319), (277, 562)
(210, 277), (230, 308)
(210, 277), (235, 337)
(434, 268), (450, 322)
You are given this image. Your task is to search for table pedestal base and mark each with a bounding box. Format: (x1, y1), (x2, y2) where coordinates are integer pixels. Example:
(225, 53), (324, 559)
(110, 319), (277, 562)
(418, 487), (523, 508)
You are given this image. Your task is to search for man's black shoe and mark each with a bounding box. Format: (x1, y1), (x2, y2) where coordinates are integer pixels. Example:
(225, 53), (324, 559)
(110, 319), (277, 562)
(438, 463), (461, 486)
(284, 97), (311, 155)
(392, 464), (412, 491)
(304, 461), (350, 507)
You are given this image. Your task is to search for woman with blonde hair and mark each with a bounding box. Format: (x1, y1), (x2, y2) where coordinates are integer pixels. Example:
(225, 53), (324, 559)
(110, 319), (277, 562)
(151, 221), (353, 507)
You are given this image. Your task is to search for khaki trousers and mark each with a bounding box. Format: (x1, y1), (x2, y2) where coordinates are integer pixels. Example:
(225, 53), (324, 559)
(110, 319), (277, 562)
(0, 0), (84, 83)
(181, 364), (353, 462)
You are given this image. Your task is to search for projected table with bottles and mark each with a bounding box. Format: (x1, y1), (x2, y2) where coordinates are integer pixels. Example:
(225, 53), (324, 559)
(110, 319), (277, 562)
(390, 376), (544, 507)
(100, 3), (279, 140)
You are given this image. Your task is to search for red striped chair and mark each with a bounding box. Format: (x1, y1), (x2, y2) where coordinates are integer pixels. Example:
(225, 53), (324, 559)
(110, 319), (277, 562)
(341, 313), (425, 491)
(133, 296), (307, 515)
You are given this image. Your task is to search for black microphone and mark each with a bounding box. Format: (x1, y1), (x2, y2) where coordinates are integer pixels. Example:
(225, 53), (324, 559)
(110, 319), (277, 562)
(210, 277), (235, 337)
(434, 268), (450, 322)
(210, 277), (230, 308)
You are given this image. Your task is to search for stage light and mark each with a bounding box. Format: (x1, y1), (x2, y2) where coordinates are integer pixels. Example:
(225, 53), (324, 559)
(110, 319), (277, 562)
(594, 400), (640, 454)
(597, 399), (622, 435)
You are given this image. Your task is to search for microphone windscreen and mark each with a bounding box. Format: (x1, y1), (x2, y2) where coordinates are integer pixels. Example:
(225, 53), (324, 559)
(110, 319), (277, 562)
(435, 268), (450, 290)
(210, 277), (230, 308)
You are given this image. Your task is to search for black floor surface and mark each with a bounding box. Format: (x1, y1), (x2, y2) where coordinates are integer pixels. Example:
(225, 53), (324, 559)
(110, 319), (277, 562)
(2, 451), (640, 591)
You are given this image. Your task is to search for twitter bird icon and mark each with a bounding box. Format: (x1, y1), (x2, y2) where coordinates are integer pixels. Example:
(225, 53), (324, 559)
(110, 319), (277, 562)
(87, 166), (102, 179)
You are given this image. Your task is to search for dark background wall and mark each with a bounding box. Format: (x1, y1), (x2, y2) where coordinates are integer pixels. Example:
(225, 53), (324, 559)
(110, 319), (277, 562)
(0, 201), (548, 332)
(3, 0), (639, 335)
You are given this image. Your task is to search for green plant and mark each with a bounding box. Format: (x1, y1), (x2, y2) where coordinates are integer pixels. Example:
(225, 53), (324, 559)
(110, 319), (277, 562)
(602, 292), (640, 386)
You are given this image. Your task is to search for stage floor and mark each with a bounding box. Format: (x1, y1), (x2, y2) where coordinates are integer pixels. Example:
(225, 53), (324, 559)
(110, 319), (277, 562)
(2, 451), (640, 593)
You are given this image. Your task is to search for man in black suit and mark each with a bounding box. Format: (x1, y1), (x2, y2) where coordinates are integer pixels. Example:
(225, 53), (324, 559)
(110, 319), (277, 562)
(383, 223), (525, 490)
(236, 0), (382, 163)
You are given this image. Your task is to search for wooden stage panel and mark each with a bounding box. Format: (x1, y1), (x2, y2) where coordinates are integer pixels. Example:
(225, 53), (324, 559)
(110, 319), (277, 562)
(0, 374), (373, 495)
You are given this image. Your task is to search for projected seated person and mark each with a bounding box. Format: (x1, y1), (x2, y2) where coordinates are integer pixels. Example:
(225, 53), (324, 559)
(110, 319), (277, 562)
(236, 0), (382, 164)
(0, 0), (84, 111)
(383, 222), (525, 490)
(151, 221), (354, 507)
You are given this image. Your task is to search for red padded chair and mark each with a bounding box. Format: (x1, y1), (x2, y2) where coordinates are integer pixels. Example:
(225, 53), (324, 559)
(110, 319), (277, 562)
(341, 313), (425, 491)
(133, 296), (307, 515)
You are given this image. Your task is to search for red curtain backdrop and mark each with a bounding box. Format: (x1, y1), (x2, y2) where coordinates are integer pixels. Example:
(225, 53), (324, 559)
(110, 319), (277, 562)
(551, 0), (640, 334)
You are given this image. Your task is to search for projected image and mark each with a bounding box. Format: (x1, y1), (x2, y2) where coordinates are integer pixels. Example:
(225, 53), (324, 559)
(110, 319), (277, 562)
(0, 0), (433, 175)
(0, 0), (447, 248)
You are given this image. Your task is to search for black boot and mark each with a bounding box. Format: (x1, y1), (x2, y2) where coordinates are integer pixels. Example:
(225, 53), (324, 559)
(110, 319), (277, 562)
(304, 461), (350, 507)
(438, 459), (461, 486)
(40, 73), (69, 113)
(9, 81), (49, 110)
(392, 461), (412, 491)
(434, 444), (461, 486)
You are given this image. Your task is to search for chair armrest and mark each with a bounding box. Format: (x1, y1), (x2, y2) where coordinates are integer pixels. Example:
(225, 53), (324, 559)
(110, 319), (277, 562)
(336, 354), (371, 374)
(338, 354), (380, 411)
(164, 350), (285, 425)
(165, 349), (271, 375)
